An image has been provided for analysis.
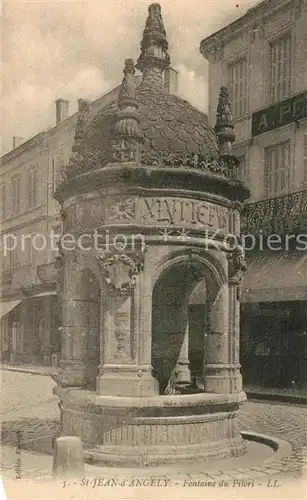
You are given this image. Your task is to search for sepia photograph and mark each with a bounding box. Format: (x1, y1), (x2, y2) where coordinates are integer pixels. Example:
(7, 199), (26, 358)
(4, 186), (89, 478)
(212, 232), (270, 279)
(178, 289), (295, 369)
(1, 0), (307, 498)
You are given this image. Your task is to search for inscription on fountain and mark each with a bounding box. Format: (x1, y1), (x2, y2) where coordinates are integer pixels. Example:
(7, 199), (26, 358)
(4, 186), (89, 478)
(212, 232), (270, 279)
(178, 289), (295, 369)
(106, 196), (229, 232)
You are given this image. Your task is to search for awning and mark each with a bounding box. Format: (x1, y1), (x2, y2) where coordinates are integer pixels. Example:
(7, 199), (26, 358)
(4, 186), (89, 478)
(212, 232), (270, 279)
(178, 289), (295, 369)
(31, 291), (57, 298)
(0, 299), (22, 319)
(241, 251), (307, 303)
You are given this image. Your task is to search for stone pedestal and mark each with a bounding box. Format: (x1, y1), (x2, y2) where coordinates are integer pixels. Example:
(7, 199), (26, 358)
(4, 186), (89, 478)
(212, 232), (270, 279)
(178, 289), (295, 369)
(52, 436), (84, 479)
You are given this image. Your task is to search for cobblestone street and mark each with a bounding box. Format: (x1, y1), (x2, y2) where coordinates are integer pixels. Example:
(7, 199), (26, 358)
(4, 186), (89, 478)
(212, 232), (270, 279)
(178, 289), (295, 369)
(1, 370), (307, 495)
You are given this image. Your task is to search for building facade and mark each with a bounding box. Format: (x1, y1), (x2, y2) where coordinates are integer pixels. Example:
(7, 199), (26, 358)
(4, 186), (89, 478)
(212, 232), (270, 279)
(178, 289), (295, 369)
(200, 0), (307, 392)
(0, 72), (178, 366)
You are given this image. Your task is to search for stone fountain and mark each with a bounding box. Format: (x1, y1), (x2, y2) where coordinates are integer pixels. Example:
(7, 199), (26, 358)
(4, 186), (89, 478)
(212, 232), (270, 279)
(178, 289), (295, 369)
(53, 3), (250, 467)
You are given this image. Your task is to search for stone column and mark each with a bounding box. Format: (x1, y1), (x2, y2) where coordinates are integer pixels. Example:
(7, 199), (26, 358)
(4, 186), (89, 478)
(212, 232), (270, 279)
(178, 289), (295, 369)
(226, 243), (246, 393)
(58, 257), (100, 388)
(204, 283), (230, 393)
(228, 281), (243, 393)
(97, 252), (159, 397)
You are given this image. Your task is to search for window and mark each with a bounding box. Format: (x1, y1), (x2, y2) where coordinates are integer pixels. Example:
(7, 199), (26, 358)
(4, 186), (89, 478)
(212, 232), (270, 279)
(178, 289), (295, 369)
(270, 35), (292, 103)
(236, 156), (247, 184)
(1, 184), (6, 218)
(27, 169), (37, 210)
(264, 141), (291, 198)
(304, 134), (307, 187)
(11, 175), (21, 215)
(228, 58), (247, 119)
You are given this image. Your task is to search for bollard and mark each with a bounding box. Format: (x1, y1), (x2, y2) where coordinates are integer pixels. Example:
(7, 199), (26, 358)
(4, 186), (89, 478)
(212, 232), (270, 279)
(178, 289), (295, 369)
(52, 436), (85, 479)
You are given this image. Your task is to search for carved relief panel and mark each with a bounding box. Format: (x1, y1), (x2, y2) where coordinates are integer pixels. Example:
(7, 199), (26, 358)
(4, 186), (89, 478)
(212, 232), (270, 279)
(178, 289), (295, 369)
(96, 251), (143, 364)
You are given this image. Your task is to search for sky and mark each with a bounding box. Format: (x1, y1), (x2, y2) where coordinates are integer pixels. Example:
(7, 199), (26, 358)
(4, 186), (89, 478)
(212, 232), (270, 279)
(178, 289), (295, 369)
(2, 0), (260, 154)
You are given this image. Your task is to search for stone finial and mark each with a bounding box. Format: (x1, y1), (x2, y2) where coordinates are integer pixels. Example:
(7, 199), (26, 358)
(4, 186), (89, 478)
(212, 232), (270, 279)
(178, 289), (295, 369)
(215, 87), (236, 156)
(73, 99), (90, 153)
(136, 3), (170, 85)
(109, 59), (142, 163)
(116, 58), (140, 137)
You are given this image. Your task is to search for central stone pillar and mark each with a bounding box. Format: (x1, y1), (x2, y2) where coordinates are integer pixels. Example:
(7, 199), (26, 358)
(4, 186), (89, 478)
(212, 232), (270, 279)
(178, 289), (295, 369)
(175, 306), (191, 384)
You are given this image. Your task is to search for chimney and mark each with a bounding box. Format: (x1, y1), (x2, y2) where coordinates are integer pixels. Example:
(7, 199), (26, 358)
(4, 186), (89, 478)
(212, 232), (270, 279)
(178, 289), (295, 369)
(13, 137), (24, 149)
(55, 99), (69, 124)
(77, 98), (91, 112)
(164, 67), (178, 94)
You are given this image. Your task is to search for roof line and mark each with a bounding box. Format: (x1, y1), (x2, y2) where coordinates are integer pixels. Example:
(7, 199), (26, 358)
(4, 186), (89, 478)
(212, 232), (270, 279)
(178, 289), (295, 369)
(200, 0), (290, 54)
(1, 84), (121, 164)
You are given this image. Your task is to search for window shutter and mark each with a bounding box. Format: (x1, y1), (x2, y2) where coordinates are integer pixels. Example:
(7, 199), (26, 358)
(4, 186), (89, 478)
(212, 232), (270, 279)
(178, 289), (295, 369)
(228, 58), (247, 119)
(264, 141), (291, 198)
(270, 35), (292, 103)
(12, 176), (21, 215)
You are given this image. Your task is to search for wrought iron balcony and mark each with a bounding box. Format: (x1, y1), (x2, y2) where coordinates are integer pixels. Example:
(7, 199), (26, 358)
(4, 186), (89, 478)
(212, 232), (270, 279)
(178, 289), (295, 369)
(241, 190), (307, 235)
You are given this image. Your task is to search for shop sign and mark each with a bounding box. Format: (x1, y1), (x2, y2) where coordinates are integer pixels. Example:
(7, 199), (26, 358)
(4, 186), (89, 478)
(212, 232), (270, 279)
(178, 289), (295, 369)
(252, 90), (307, 137)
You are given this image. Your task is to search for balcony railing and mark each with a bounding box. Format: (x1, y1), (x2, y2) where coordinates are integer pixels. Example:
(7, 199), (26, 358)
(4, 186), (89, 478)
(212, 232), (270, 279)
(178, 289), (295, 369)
(241, 190), (307, 235)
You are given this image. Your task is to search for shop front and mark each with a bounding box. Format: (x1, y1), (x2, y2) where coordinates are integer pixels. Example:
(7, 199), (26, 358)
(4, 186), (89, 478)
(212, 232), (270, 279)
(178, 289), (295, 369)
(0, 292), (61, 366)
(241, 250), (307, 393)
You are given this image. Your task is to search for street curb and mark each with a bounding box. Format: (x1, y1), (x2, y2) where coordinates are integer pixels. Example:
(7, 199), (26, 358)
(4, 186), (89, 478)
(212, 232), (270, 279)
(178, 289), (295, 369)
(246, 391), (307, 405)
(240, 430), (292, 463)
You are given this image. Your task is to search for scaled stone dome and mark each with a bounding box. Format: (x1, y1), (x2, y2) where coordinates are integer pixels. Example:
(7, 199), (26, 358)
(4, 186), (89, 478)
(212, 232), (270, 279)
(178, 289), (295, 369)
(58, 3), (248, 202)
(86, 78), (219, 161)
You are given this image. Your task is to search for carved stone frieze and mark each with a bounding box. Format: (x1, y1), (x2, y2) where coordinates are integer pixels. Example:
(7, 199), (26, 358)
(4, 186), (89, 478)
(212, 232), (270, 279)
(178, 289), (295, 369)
(140, 149), (238, 179)
(109, 137), (141, 163)
(62, 148), (104, 181)
(107, 197), (136, 221)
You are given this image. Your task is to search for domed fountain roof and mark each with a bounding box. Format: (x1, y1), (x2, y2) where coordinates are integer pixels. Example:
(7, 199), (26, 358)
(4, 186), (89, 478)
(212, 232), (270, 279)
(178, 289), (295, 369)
(86, 77), (218, 159)
(57, 3), (249, 204)
(84, 3), (218, 162)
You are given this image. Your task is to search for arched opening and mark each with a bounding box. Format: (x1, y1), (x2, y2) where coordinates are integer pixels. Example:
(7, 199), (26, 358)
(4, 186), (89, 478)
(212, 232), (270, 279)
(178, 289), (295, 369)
(152, 256), (221, 394)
